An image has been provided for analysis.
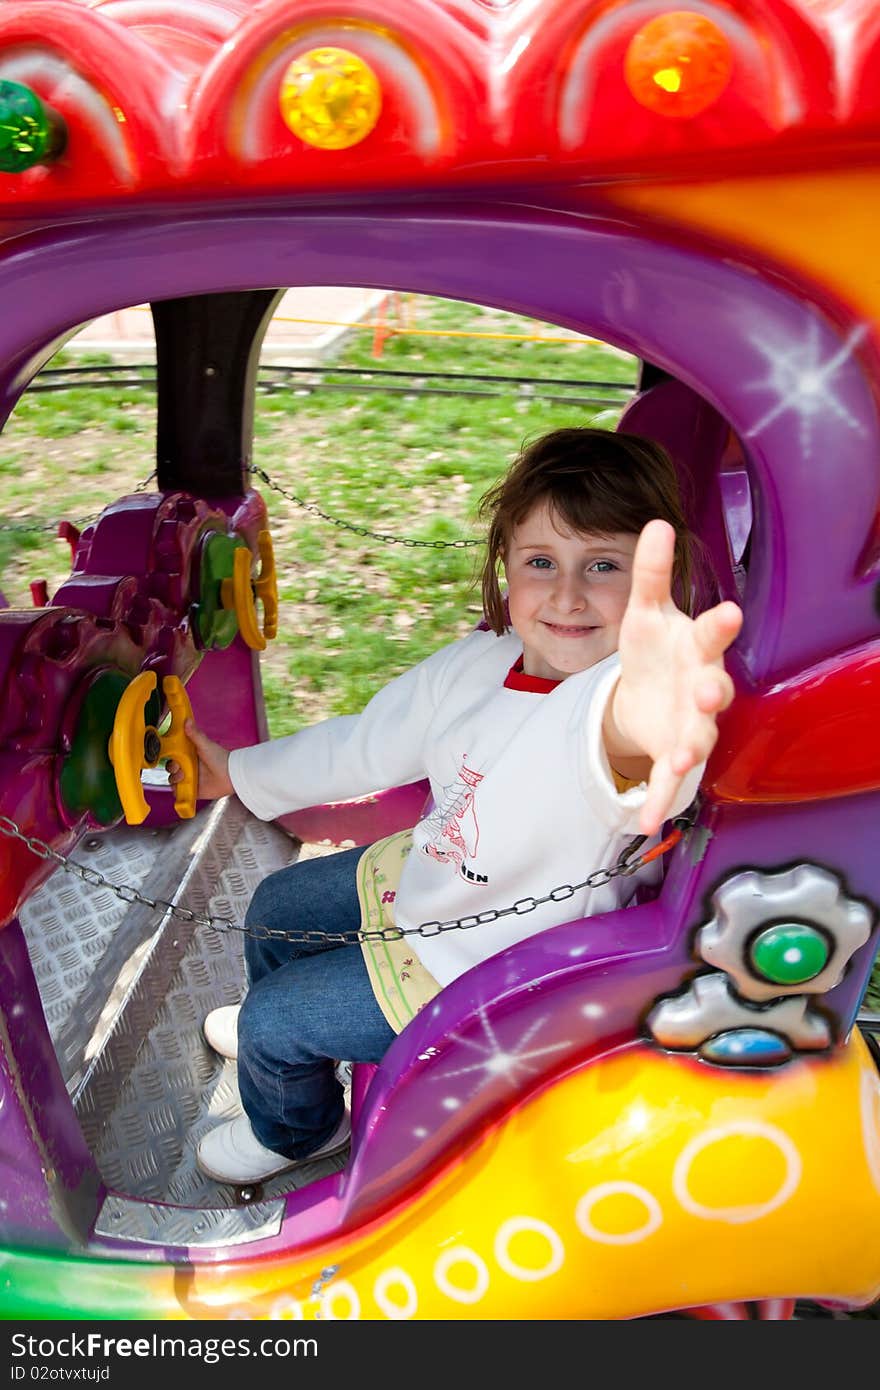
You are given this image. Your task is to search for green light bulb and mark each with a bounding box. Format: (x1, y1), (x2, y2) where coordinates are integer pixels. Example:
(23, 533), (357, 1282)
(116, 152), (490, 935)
(0, 79), (66, 174)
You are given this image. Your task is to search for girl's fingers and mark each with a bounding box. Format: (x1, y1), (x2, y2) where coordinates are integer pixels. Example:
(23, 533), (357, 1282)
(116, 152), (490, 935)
(643, 722), (719, 833)
(694, 669), (735, 713)
(669, 744), (700, 778)
(692, 601), (743, 662)
(640, 753), (680, 837)
(628, 519), (676, 610)
(669, 722), (721, 775)
(184, 718), (205, 747)
(671, 697), (723, 772)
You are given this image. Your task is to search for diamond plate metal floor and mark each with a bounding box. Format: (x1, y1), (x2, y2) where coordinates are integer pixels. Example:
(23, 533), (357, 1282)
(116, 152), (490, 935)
(19, 797), (349, 1212)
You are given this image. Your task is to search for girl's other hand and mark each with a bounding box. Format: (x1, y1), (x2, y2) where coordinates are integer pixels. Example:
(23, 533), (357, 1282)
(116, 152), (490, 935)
(167, 719), (234, 801)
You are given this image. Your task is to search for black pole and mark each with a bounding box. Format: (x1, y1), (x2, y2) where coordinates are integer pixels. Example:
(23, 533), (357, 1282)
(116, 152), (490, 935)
(152, 289), (284, 497)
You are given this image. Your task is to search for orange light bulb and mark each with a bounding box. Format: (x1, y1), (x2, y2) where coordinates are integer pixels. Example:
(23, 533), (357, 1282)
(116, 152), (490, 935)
(624, 11), (733, 119)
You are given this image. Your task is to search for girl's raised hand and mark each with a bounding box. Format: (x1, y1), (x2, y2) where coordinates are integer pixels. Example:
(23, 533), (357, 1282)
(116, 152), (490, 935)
(167, 720), (234, 802)
(607, 519), (743, 837)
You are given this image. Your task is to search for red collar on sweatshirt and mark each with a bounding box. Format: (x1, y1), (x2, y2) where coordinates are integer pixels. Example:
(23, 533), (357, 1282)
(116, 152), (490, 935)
(503, 655), (561, 694)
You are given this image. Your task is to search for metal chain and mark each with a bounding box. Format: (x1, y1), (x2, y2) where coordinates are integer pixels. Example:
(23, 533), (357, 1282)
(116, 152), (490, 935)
(247, 464), (480, 549)
(0, 470), (157, 536)
(1, 461), (472, 549)
(0, 812), (686, 946)
(0, 518), (75, 536)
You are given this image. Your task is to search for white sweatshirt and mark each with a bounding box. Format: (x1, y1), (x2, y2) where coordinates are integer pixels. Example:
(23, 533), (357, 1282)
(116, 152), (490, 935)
(228, 628), (703, 987)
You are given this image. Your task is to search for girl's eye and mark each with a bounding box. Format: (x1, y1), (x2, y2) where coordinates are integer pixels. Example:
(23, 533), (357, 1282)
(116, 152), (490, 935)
(589, 560), (617, 574)
(527, 557), (554, 570)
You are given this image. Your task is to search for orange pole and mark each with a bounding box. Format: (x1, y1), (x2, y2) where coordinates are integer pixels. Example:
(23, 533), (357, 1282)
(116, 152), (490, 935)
(371, 293), (390, 358)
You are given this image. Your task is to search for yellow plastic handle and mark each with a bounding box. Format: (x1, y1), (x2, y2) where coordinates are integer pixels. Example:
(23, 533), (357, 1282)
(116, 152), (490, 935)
(160, 676), (198, 820)
(219, 530), (278, 650)
(107, 672), (198, 825)
(254, 530), (279, 641)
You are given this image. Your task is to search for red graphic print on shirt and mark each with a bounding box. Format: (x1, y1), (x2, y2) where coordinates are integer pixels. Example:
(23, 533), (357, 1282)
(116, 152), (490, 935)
(422, 760), (484, 872)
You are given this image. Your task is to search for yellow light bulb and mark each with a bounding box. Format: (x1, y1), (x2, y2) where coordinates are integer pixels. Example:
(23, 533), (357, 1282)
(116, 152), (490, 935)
(279, 47), (382, 151)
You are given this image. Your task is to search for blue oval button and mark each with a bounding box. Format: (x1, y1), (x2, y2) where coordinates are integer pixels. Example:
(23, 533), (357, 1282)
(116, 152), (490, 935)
(699, 1029), (792, 1067)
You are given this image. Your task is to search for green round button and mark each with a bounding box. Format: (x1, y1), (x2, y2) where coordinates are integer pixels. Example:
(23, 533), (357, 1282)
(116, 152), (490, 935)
(749, 923), (830, 985)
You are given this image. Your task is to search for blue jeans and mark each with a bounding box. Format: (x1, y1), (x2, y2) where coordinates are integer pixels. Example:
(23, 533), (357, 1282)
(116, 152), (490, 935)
(237, 844), (397, 1159)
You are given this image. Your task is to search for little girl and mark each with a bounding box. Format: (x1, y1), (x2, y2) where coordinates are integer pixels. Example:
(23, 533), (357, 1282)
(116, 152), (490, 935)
(176, 427), (742, 1185)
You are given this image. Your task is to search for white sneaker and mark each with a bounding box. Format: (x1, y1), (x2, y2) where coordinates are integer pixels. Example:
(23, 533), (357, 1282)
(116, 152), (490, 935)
(196, 1110), (351, 1184)
(203, 1004), (241, 1060)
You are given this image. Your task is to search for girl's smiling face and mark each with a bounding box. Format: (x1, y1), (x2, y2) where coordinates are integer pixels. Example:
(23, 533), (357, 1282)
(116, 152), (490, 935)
(503, 501), (638, 681)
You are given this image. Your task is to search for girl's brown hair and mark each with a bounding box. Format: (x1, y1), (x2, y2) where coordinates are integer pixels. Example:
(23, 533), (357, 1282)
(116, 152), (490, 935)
(478, 427), (699, 634)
